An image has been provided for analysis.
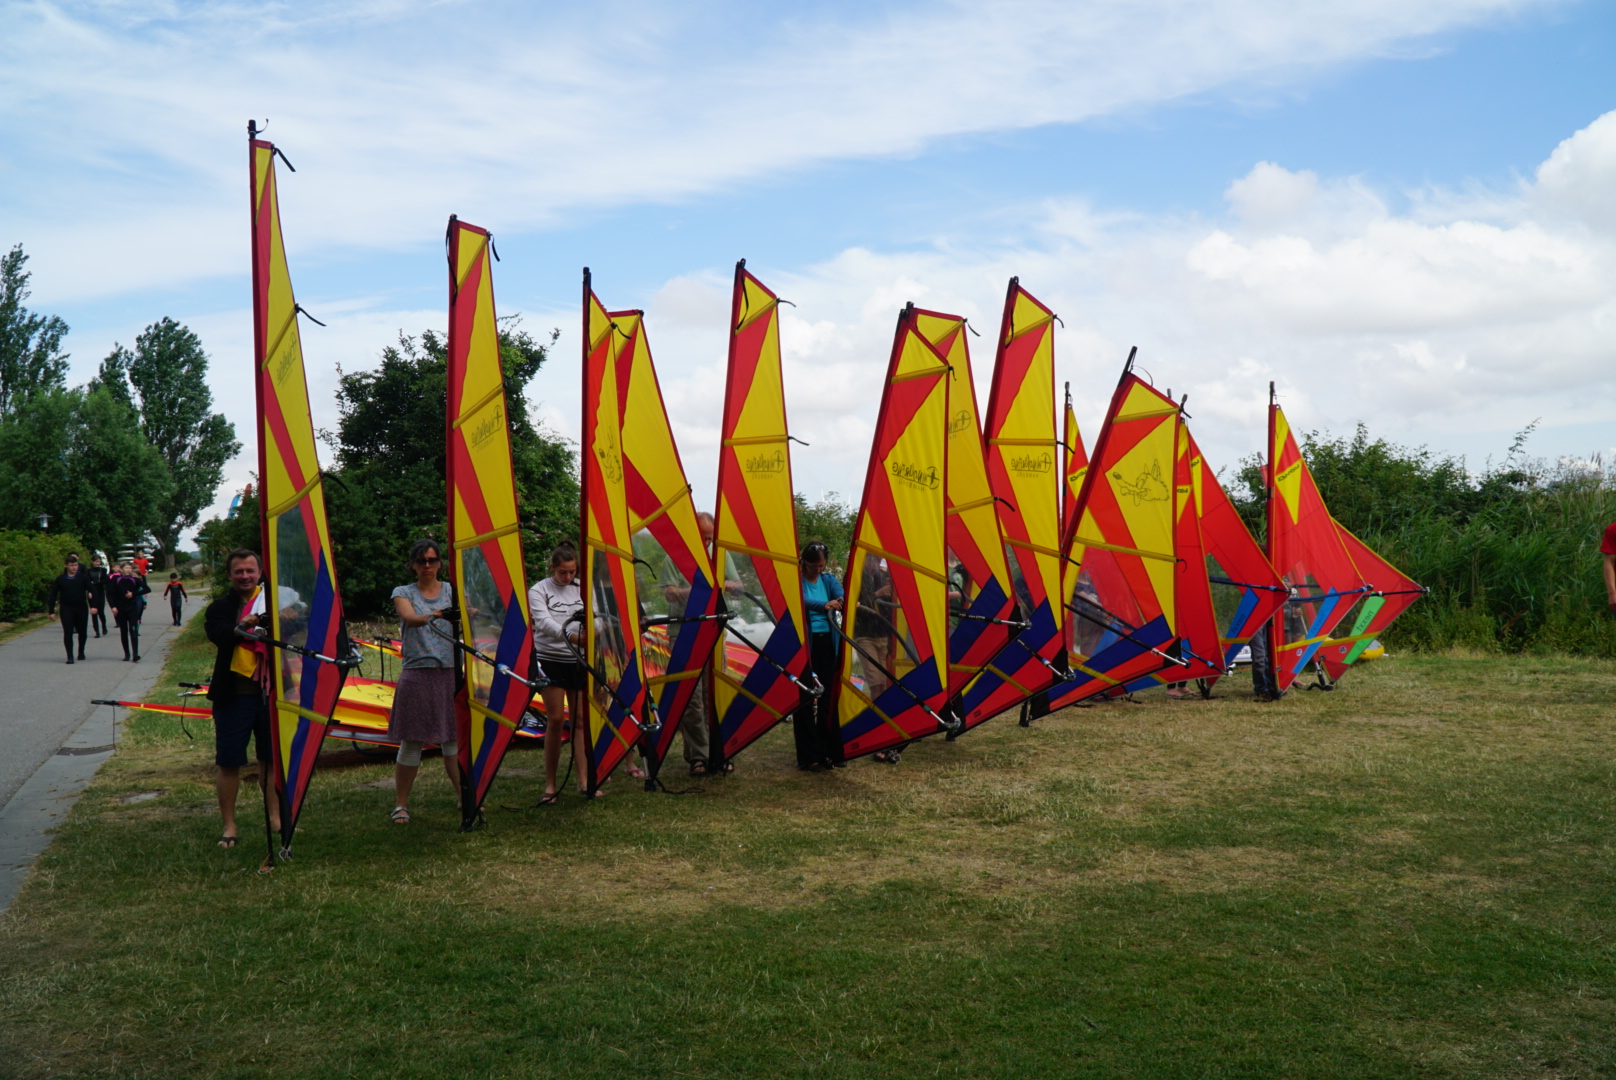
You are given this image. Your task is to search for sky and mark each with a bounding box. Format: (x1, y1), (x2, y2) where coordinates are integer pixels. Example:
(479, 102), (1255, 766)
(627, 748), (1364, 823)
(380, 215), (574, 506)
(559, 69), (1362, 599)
(1, 0), (1613, 543)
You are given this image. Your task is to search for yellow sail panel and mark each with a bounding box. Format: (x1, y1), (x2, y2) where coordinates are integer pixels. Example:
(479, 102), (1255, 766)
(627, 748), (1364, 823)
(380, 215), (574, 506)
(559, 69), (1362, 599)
(835, 306), (951, 759)
(580, 279), (648, 793)
(912, 308), (1015, 698)
(712, 263), (810, 763)
(446, 217), (536, 821)
(958, 279), (1063, 730)
(612, 311), (724, 779)
(249, 134), (350, 853)
(1046, 367), (1180, 710)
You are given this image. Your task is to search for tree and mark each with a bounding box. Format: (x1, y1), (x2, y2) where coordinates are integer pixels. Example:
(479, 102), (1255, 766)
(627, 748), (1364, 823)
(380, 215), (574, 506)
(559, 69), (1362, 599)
(325, 318), (577, 615)
(105, 318), (241, 568)
(0, 386), (171, 554)
(0, 244), (69, 417)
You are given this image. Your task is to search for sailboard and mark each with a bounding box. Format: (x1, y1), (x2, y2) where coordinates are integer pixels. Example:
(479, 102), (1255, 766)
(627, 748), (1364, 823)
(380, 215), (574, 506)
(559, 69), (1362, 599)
(446, 217), (539, 826)
(1265, 389), (1370, 692)
(956, 280), (1066, 730)
(911, 309), (1017, 704)
(613, 309), (724, 783)
(833, 304), (952, 759)
(249, 126), (354, 858)
(1193, 431), (1286, 682)
(710, 262), (813, 764)
(1044, 358), (1183, 711)
(579, 274), (650, 794)
(1317, 525), (1424, 681)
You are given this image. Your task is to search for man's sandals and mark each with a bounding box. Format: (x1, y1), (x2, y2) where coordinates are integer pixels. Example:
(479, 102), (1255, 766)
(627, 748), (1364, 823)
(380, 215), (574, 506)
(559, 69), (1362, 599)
(216, 835), (238, 848)
(390, 807), (410, 825)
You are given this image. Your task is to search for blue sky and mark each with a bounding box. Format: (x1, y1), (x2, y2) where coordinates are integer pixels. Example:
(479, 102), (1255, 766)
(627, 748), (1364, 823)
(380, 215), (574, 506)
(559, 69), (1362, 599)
(1, 0), (1612, 536)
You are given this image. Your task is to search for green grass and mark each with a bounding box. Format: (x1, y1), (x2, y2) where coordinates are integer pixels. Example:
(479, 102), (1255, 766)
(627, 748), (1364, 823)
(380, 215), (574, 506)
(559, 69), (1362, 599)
(2, 647), (1613, 1078)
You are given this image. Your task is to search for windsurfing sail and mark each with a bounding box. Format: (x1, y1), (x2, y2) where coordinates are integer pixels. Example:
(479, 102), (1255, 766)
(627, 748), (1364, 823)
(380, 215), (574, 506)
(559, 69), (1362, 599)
(1060, 384), (1089, 543)
(580, 274), (650, 793)
(612, 309), (724, 782)
(1318, 524), (1423, 681)
(711, 262), (812, 764)
(834, 304), (952, 759)
(1265, 389), (1370, 692)
(249, 127), (353, 856)
(1119, 413), (1225, 691)
(446, 217), (538, 825)
(1044, 359), (1182, 710)
(957, 280), (1064, 730)
(911, 308), (1016, 702)
(1194, 432), (1286, 677)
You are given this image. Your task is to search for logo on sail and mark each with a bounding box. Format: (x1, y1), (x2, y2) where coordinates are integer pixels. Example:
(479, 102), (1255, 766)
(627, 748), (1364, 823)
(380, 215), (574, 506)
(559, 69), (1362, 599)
(744, 450), (786, 475)
(1112, 461), (1170, 505)
(595, 441), (623, 484)
(1010, 452), (1053, 475)
(889, 460), (940, 490)
(947, 409), (972, 437)
(467, 403), (504, 450)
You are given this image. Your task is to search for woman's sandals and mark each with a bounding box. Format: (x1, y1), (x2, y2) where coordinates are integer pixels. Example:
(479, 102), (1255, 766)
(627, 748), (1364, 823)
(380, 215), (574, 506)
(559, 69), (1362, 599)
(390, 806), (411, 824)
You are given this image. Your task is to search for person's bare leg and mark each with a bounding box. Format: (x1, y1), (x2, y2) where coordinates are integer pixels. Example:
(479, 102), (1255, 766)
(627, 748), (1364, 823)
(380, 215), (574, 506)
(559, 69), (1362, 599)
(259, 767), (281, 832)
(394, 763), (419, 810)
(217, 766), (240, 840)
(541, 685), (565, 798)
(442, 749), (461, 794)
(572, 690), (599, 796)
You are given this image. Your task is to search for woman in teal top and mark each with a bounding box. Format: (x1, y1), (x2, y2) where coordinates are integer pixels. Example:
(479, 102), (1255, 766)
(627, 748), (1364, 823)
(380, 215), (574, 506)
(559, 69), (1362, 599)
(795, 541), (844, 770)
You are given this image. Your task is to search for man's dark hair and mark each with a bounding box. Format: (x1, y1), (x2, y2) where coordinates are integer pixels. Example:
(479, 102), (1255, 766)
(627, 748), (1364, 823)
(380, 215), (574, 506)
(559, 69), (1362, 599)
(224, 548), (261, 572)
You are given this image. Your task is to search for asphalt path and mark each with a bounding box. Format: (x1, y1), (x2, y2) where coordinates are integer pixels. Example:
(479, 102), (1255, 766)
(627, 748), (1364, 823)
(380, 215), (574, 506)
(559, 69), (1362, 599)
(0, 592), (199, 811)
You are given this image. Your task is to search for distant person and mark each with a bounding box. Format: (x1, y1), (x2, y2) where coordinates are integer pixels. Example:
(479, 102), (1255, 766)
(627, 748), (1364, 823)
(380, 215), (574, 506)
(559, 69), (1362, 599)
(528, 542), (590, 801)
(387, 539), (461, 825)
(86, 555), (108, 638)
(46, 553), (92, 664)
(796, 541), (844, 771)
(133, 550), (149, 576)
(110, 561), (149, 662)
(1602, 520), (1616, 615)
(163, 573), (188, 627)
(1250, 624), (1279, 702)
(203, 549), (280, 848)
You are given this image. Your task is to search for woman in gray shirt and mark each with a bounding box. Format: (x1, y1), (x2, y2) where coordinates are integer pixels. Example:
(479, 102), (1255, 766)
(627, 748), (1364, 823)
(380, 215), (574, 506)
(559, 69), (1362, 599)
(387, 539), (460, 824)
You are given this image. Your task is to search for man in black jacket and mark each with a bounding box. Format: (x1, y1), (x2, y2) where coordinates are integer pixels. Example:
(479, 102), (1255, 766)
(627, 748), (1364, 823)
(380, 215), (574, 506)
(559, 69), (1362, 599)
(86, 555), (109, 638)
(46, 553), (92, 663)
(205, 548), (281, 848)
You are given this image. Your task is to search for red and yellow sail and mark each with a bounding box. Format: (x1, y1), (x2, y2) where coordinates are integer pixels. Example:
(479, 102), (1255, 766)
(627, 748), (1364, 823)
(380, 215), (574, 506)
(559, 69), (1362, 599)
(911, 309), (1016, 702)
(711, 263), (811, 764)
(1266, 394), (1369, 691)
(580, 274), (649, 792)
(1195, 432), (1286, 680)
(446, 217), (537, 822)
(958, 280), (1064, 729)
(1318, 525), (1423, 681)
(1060, 384), (1089, 543)
(1046, 363), (1181, 710)
(834, 304), (951, 759)
(249, 132), (352, 853)
(614, 310), (724, 780)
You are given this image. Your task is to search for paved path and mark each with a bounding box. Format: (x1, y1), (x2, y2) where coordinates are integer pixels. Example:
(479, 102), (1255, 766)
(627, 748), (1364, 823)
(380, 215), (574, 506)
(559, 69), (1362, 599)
(0, 593), (200, 912)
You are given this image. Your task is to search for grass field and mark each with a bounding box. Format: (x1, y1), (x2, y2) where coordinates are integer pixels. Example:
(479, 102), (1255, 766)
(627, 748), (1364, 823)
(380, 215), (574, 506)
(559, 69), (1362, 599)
(1, 619), (1613, 1078)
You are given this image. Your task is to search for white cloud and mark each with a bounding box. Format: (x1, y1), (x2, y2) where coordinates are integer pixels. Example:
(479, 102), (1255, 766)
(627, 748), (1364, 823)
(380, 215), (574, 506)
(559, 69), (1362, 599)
(1, 0), (1552, 302)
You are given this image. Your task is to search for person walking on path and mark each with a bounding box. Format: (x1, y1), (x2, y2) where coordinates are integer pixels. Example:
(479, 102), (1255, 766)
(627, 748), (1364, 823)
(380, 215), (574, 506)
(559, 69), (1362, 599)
(796, 541), (844, 771)
(386, 539), (461, 825)
(85, 556), (109, 639)
(528, 542), (591, 801)
(46, 553), (92, 664)
(110, 561), (149, 662)
(203, 548), (280, 848)
(163, 573), (188, 627)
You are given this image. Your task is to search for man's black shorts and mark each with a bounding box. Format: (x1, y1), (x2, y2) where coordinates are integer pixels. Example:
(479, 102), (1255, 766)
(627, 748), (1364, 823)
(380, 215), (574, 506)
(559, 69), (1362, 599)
(213, 693), (271, 768)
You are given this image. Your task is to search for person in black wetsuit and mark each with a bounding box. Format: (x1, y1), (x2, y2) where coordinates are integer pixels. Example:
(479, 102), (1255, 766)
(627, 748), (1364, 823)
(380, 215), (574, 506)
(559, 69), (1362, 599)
(110, 560), (150, 661)
(47, 553), (93, 664)
(163, 573), (188, 626)
(85, 556), (109, 638)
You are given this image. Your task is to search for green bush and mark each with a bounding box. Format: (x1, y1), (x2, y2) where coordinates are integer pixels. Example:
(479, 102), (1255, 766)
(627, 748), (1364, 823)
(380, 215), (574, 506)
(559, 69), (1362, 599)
(0, 529), (86, 621)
